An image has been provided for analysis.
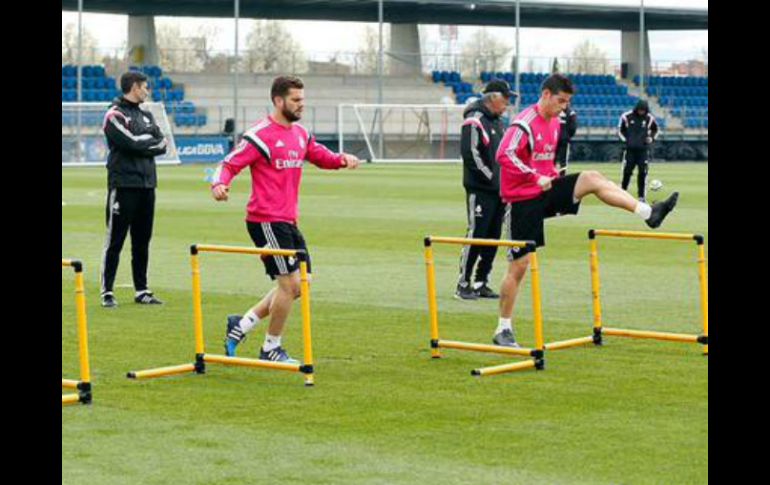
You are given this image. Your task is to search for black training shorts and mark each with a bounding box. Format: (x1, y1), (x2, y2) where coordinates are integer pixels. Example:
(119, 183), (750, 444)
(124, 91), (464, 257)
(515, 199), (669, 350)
(246, 221), (312, 279)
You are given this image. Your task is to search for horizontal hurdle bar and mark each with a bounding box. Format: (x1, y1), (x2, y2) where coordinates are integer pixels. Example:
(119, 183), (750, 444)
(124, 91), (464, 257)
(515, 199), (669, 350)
(192, 244), (300, 257)
(589, 229), (702, 243)
(426, 236), (533, 249)
(61, 259), (82, 271)
(472, 359), (537, 377)
(602, 327), (701, 343)
(62, 394), (80, 405)
(61, 379), (80, 389)
(127, 363), (198, 380)
(204, 354), (303, 373)
(436, 339), (535, 357)
(544, 336), (596, 351)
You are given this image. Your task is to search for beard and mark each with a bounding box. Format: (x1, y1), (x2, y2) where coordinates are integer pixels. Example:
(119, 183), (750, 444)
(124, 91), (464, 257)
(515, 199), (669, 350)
(282, 106), (302, 122)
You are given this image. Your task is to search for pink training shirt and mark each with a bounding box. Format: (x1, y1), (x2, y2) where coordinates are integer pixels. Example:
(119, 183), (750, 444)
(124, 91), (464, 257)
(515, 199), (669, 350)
(496, 104), (562, 203)
(212, 115), (345, 224)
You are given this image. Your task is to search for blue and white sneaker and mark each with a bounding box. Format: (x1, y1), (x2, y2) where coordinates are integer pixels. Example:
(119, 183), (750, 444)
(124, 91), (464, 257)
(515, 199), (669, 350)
(259, 346), (299, 364)
(224, 315), (246, 356)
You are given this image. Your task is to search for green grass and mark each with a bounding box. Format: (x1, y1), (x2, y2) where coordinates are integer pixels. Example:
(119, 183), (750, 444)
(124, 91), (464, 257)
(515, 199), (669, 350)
(62, 163), (708, 485)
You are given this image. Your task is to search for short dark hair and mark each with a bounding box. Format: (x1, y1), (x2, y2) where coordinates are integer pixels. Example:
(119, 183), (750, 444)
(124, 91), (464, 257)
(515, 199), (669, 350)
(541, 74), (575, 95)
(270, 76), (304, 104)
(120, 71), (148, 94)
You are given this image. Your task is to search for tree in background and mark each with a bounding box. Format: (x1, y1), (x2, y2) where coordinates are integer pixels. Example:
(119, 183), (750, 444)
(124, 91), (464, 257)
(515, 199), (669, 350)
(568, 39), (610, 74)
(356, 25), (390, 75)
(244, 20), (306, 74)
(460, 28), (511, 78)
(156, 23), (222, 73)
(62, 23), (100, 65)
(552, 57), (560, 73)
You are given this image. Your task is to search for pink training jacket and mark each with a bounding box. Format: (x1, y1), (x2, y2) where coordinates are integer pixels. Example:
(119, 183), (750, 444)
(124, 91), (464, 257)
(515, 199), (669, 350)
(212, 115), (345, 224)
(496, 104), (562, 203)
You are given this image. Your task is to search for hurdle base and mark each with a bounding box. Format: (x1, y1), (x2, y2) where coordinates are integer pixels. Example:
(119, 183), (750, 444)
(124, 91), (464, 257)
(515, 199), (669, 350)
(437, 339), (535, 357)
(127, 354), (310, 383)
(602, 327), (700, 344)
(61, 378), (80, 390)
(544, 336), (595, 351)
(204, 353), (302, 372)
(472, 359), (538, 377)
(127, 363), (198, 380)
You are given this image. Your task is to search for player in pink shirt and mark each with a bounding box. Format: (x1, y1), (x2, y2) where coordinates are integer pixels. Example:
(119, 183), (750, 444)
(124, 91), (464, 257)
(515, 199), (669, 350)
(211, 76), (360, 363)
(492, 74), (679, 348)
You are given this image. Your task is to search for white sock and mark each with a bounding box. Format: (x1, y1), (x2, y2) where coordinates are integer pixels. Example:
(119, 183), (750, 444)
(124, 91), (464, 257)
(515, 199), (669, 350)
(496, 317), (513, 334)
(239, 310), (259, 334)
(634, 201), (652, 220)
(263, 334), (282, 352)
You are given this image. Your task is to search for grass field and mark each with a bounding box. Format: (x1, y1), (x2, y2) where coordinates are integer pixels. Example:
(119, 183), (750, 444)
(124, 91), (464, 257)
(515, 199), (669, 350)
(62, 162), (708, 485)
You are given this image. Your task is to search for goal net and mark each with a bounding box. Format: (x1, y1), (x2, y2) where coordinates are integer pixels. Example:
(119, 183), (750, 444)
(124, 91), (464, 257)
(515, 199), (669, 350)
(338, 103), (473, 163)
(62, 102), (180, 167)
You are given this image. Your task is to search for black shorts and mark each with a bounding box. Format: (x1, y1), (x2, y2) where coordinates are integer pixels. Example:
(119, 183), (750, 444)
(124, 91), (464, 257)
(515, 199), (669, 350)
(246, 221), (312, 279)
(505, 173), (581, 260)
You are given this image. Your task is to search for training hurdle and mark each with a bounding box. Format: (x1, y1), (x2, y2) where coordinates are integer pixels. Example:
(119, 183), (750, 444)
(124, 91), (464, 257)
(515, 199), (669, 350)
(127, 244), (316, 386)
(62, 259), (92, 405)
(545, 229), (708, 355)
(424, 236), (545, 376)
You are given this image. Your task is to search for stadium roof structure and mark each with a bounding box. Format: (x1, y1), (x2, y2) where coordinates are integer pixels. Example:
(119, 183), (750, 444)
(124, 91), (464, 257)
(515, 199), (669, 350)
(61, 0), (707, 30)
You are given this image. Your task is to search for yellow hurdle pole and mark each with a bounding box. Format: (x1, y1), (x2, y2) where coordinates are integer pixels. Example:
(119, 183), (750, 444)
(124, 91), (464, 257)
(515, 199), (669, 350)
(190, 247), (206, 373)
(62, 394), (81, 406)
(127, 363), (197, 379)
(194, 244), (298, 257)
(544, 336), (595, 351)
(602, 327), (699, 343)
(62, 379), (79, 389)
(299, 257), (315, 386)
(72, 264), (91, 388)
(696, 237), (709, 355)
(588, 231), (603, 345)
(528, 249), (546, 370)
(437, 339), (534, 357)
(591, 229), (696, 241)
(424, 238), (441, 358)
(472, 359), (536, 377)
(427, 236), (530, 249)
(205, 354), (301, 372)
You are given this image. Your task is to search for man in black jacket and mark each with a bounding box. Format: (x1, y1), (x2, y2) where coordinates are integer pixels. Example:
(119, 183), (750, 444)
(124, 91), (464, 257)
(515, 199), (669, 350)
(555, 103), (577, 175)
(100, 71), (167, 308)
(618, 99), (659, 201)
(456, 79), (516, 300)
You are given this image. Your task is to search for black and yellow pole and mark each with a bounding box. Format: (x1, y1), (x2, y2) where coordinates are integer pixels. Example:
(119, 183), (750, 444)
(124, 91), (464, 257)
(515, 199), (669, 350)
(62, 259), (92, 405)
(191, 245), (206, 374)
(298, 253), (315, 386)
(696, 235), (708, 355)
(423, 238), (441, 359)
(588, 230), (603, 345)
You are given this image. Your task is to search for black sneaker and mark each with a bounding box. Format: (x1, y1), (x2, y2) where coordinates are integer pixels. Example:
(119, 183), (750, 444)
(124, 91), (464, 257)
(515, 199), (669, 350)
(493, 328), (521, 348)
(455, 284), (479, 300)
(645, 192), (679, 229)
(475, 283), (500, 299)
(134, 291), (163, 305)
(101, 293), (117, 308)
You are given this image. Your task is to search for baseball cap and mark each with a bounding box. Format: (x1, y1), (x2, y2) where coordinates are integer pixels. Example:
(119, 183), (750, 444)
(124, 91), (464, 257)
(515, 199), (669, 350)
(483, 79), (518, 99)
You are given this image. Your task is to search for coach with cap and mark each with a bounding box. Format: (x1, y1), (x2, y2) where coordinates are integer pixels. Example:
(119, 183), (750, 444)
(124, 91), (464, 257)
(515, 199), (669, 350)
(455, 79), (517, 300)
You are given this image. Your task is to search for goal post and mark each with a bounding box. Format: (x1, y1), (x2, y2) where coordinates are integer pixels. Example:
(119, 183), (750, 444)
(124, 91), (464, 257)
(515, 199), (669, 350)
(337, 103), (473, 163)
(62, 102), (180, 167)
